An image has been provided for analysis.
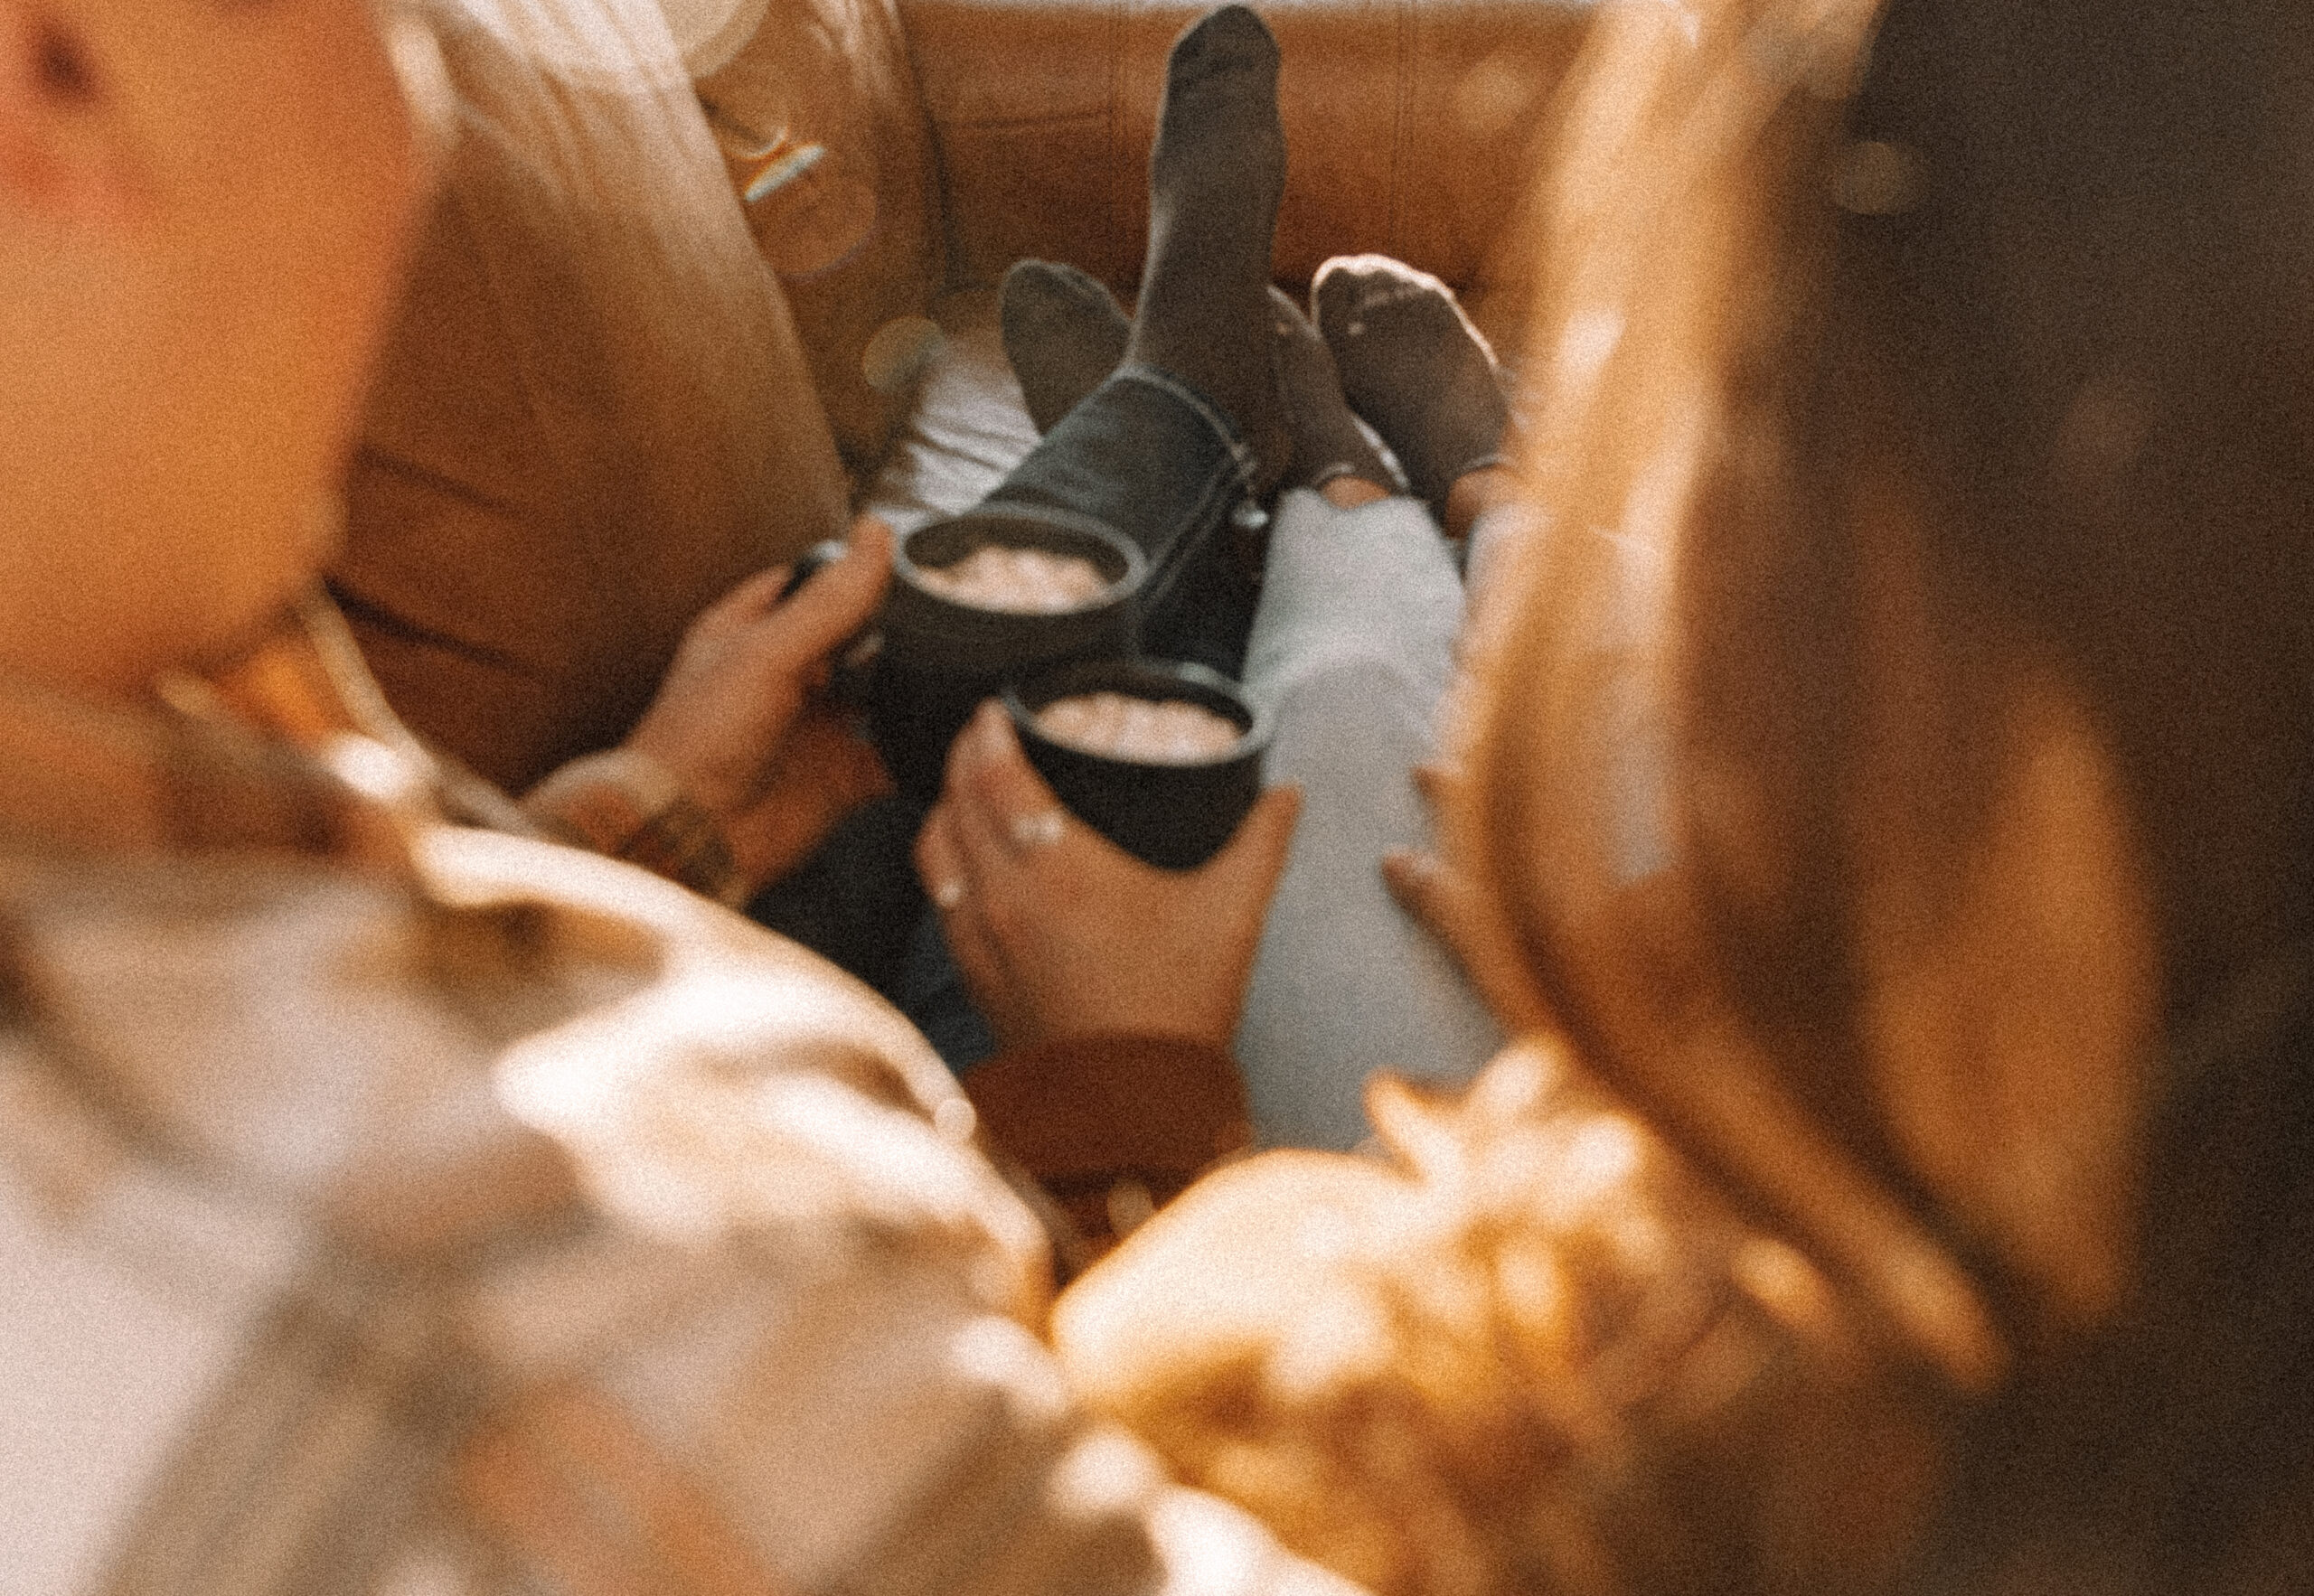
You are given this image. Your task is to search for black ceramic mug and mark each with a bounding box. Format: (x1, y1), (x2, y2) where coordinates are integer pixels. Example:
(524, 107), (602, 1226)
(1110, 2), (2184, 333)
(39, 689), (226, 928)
(869, 506), (1146, 799)
(1004, 658), (1268, 869)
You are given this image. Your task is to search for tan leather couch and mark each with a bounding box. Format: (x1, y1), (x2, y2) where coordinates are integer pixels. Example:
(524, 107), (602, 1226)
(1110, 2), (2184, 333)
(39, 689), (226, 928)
(334, 0), (1591, 794)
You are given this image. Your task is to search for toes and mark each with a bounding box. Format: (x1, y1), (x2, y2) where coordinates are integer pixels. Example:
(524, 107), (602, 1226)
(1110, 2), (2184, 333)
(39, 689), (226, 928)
(1169, 5), (1280, 84)
(1313, 253), (1449, 333)
(1047, 261), (1130, 325)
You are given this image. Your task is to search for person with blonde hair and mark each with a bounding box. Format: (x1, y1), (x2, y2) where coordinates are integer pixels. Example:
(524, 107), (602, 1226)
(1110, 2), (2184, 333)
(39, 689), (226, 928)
(0, 2), (1363, 1591)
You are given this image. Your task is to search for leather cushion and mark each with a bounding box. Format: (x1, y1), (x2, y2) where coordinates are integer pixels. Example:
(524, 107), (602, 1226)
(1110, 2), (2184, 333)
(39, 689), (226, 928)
(899, 0), (1593, 295)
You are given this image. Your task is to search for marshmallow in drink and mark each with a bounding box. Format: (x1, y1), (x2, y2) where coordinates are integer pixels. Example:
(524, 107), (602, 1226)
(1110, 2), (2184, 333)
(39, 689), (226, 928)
(914, 544), (1109, 613)
(1034, 691), (1245, 764)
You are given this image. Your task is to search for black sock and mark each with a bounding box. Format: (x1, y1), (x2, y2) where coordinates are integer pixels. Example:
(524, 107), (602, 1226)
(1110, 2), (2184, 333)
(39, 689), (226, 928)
(1270, 286), (1396, 493)
(1312, 254), (1509, 521)
(1124, 5), (1289, 493)
(1000, 260), (1132, 436)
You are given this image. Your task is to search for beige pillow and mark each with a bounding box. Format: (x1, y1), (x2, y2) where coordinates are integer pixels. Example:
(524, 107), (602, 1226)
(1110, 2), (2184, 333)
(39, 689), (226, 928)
(695, 0), (950, 474)
(335, 0), (851, 793)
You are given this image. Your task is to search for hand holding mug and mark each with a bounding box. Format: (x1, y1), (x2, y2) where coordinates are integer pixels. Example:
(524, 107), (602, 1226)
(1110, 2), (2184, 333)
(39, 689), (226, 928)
(916, 701), (1301, 1052)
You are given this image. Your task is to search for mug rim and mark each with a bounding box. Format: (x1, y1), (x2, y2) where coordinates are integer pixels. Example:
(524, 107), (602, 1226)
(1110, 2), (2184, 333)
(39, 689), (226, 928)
(1003, 657), (1270, 772)
(895, 506), (1148, 620)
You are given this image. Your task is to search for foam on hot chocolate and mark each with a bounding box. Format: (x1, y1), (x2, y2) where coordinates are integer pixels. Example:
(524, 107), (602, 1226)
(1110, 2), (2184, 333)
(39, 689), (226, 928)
(1035, 691), (1245, 763)
(915, 544), (1108, 613)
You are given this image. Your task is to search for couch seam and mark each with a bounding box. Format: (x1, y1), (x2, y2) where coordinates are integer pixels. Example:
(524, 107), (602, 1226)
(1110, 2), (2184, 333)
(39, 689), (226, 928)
(1390, 0), (1416, 257)
(1110, 0), (1131, 277)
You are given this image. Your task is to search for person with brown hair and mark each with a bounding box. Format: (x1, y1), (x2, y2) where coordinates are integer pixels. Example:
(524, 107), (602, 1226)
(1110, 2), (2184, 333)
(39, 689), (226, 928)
(934, 0), (2314, 1589)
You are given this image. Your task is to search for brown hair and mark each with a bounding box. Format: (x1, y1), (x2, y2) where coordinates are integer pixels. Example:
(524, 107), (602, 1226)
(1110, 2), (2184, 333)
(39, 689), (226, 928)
(1454, 0), (2314, 1578)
